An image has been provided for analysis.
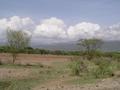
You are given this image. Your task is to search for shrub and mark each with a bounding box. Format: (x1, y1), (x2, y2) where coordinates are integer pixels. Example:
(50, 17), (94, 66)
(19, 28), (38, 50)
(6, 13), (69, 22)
(24, 63), (44, 68)
(69, 60), (88, 76)
(25, 63), (33, 66)
(0, 60), (3, 65)
(92, 60), (113, 78)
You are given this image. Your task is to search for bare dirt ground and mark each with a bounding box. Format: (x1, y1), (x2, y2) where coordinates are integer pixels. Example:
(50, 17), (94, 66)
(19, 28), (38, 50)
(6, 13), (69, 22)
(33, 76), (120, 90)
(0, 53), (120, 90)
(0, 68), (33, 80)
(0, 53), (73, 65)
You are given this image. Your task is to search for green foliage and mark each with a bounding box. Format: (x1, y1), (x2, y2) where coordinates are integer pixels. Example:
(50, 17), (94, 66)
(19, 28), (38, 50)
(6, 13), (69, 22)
(92, 60), (113, 78)
(69, 60), (88, 76)
(68, 57), (120, 79)
(7, 30), (31, 50)
(0, 45), (81, 55)
(0, 60), (3, 65)
(103, 52), (120, 60)
(6, 29), (31, 63)
(78, 38), (103, 60)
(0, 81), (11, 90)
(69, 60), (81, 76)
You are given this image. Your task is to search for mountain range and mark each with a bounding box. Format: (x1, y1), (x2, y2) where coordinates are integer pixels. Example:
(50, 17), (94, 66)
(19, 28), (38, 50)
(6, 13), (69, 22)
(32, 41), (120, 52)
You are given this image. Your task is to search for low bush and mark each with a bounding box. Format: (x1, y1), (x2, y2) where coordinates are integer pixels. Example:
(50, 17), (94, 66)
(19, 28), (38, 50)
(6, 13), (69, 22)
(69, 58), (119, 79)
(92, 60), (114, 78)
(0, 60), (3, 65)
(69, 60), (88, 76)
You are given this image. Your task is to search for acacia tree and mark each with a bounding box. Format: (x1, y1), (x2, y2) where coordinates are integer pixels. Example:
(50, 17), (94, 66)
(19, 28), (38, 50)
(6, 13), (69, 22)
(6, 29), (31, 64)
(78, 38), (103, 60)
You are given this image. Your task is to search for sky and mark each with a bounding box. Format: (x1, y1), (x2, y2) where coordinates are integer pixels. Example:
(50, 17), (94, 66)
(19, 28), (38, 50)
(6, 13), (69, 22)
(0, 0), (120, 44)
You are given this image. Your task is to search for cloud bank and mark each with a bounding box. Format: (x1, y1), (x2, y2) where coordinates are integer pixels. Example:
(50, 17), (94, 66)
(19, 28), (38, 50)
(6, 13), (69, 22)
(0, 16), (120, 44)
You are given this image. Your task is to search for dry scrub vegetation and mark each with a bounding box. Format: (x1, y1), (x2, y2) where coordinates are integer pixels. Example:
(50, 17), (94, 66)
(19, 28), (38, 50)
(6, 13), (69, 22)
(0, 31), (120, 90)
(0, 54), (120, 90)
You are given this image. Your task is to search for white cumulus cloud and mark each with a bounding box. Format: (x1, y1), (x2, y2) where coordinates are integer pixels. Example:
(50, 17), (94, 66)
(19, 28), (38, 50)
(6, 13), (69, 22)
(33, 17), (67, 42)
(99, 23), (120, 40)
(0, 16), (35, 42)
(0, 16), (120, 44)
(67, 22), (100, 40)
(7, 16), (35, 31)
(0, 16), (35, 31)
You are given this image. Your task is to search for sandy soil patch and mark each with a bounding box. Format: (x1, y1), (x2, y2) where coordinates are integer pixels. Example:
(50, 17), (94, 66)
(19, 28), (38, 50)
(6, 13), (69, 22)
(0, 68), (33, 80)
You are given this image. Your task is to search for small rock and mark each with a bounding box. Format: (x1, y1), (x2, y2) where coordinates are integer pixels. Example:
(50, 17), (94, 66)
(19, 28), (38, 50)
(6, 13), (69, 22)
(46, 88), (49, 90)
(96, 84), (99, 87)
(8, 70), (11, 73)
(60, 85), (64, 88)
(41, 86), (45, 88)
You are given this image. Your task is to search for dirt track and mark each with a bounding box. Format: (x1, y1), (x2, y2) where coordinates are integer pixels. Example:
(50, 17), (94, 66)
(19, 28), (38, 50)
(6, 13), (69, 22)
(33, 76), (120, 90)
(0, 53), (73, 65)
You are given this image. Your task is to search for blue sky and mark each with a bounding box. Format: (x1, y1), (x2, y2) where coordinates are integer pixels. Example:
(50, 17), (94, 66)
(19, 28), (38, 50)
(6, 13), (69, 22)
(0, 0), (120, 44)
(0, 0), (120, 26)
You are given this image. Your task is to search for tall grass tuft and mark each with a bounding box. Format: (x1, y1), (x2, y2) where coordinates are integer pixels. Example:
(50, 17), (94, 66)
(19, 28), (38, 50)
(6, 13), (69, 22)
(69, 60), (88, 76)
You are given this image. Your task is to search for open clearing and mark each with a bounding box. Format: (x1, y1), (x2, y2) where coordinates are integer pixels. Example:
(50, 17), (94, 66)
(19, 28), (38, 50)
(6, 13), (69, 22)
(0, 53), (72, 65)
(0, 53), (120, 90)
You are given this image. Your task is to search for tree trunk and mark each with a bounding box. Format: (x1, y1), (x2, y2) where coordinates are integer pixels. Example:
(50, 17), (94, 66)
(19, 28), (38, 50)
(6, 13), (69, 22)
(12, 53), (17, 64)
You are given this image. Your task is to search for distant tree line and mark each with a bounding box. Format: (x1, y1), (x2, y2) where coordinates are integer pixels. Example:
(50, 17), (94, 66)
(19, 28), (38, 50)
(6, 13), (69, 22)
(0, 45), (120, 57)
(0, 45), (82, 55)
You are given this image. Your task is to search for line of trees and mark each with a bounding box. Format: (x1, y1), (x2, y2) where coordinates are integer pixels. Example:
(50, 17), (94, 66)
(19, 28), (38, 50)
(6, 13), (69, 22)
(0, 29), (120, 63)
(0, 46), (81, 55)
